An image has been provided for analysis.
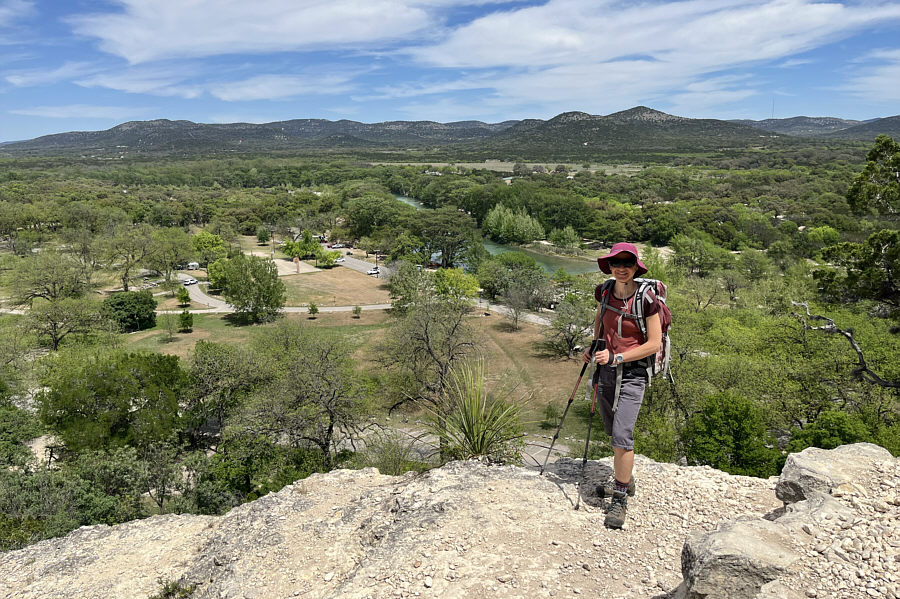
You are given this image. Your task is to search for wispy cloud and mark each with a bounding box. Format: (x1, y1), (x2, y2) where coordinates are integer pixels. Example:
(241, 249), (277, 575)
(75, 67), (204, 99)
(401, 0), (900, 116)
(0, 0), (33, 27)
(777, 58), (814, 68)
(68, 0), (438, 64)
(209, 73), (358, 102)
(9, 104), (147, 119)
(5, 61), (99, 86)
(840, 48), (900, 103)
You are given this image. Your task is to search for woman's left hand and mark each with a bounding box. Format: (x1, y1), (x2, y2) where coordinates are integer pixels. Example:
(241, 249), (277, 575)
(594, 349), (612, 365)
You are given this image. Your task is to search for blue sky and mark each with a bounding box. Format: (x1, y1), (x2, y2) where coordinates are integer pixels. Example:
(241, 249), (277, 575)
(1, 0), (899, 142)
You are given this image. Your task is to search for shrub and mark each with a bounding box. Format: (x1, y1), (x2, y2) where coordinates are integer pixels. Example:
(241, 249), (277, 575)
(102, 290), (156, 332)
(684, 391), (780, 477)
(176, 287), (190, 306)
(178, 310), (193, 333)
(427, 361), (523, 463)
(352, 431), (429, 475)
(352, 305), (362, 318)
(787, 411), (873, 454)
(308, 302), (318, 317)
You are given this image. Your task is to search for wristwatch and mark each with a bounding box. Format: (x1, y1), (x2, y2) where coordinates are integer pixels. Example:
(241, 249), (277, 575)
(614, 354), (624, 365)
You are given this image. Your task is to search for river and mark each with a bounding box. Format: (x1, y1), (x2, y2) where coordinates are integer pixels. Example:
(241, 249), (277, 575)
(394, 194), (598, 275)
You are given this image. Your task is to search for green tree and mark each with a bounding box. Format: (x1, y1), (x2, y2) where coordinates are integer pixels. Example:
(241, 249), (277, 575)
(815, 229), (899, 313)
(241, 323), (365, 469)
(104, 224), (155, 291)
(548, 225), (581, 249)
(380, 278), (476, 414)
(847, 134), (899, 217)
(684, 391), (780, 477)
(256, 226), (270, 244)
(27, 297), (105, 350)
(544, 293), (594, 356)
(176, 286), (191, 306)
(307, 302), (318, 317)
(416, 207), (477, 268)
(178, 310), (193, 333)
(787, 411), (873, 454)
(148, 228), (194, 292)
(192, 231), (228, 268)
(9, 250), (85, 306)
(39, 351), (187, 452)
(220, 255), (286, 323)
(186, 341), (269, 450)
(207, 259), (228, 290)
(102, 290), (157, 332)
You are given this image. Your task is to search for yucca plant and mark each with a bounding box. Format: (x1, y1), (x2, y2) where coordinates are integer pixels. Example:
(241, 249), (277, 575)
(427, 361), (524, 463)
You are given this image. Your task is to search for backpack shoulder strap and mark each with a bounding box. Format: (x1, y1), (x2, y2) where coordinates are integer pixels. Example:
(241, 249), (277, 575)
(634, 280), (651, 338)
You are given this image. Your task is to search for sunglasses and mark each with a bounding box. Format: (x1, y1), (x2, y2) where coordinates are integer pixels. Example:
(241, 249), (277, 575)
(608, 258), (636, 268)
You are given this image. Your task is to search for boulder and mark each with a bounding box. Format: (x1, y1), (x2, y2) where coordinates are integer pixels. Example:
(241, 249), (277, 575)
(775, 443), (893, 504)
(678, 518), (801, 599)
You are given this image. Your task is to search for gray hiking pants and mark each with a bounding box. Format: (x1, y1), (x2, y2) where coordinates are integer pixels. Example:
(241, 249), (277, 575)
(594, 364), (647, 450)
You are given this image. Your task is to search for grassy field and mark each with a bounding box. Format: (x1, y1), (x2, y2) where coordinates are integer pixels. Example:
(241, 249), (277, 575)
(281, 267), (392, 307)
(127, 301), (593, 441)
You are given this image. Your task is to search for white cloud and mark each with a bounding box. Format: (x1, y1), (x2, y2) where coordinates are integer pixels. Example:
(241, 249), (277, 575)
(75, 68), (204, 99)
(9, 104), (146, 119)
(68, 0), (438, 64)
(778, 58), (814, 68)
(400, 0), (900, 115)
(209, 73), (357, 102)
(5, 61), (98, 86)
(841, 48), (900, 103)
(0, 0), (33, 27)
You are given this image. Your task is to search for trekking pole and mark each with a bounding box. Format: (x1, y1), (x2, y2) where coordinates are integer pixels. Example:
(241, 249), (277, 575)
(539, 339), (599, 475)
(575, 340), (605, 511)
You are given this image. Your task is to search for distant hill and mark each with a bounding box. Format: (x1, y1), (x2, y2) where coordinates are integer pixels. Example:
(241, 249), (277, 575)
(479, 106), (781, 158)
(731, 115), (900, 141)
(5, 106), (895, 158)
(822, 115), (900, 141)
(3, 118), (518, 155)
(730, 116), (863, 136)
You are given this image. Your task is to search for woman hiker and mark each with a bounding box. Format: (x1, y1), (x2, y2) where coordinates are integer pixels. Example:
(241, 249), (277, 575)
(582, 242), (662, 529)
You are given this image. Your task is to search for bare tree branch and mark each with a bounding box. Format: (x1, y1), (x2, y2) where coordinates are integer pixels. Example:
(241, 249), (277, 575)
(792, 301), (899, 388)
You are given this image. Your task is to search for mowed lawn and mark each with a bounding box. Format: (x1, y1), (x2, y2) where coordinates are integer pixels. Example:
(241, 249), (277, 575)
(281, 267), (392, 307)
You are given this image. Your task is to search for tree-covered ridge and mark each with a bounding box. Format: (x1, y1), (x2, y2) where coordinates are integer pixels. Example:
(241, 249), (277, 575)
(3, 106), (898, 160)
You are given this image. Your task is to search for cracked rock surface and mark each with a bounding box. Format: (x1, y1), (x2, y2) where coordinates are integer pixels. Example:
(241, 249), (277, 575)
(0, 444), (895, 599)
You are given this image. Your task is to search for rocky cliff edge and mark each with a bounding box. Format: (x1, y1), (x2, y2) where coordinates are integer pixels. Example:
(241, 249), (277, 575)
(1, 444), (896, 599)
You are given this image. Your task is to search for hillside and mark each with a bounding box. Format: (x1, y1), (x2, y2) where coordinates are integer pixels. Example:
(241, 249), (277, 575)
(478, 107), (785, 159)
(1, 444), (895, 599)
(2, 118), (518, 155)
(823, 115), (900, 140)
(729, 116), (864, 136)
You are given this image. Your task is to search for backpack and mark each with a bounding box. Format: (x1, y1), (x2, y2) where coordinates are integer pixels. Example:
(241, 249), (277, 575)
(595, 277), (672, 383)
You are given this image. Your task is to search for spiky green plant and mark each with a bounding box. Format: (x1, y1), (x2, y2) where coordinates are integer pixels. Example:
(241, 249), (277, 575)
(427, 361), (524, 463)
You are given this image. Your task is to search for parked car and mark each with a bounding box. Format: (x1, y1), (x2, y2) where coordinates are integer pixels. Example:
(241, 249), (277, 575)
(366, 267), (380, 275)
(335, 258), (346, 263)
(183, 278), (198, 285)
(332, 243), (344, 248)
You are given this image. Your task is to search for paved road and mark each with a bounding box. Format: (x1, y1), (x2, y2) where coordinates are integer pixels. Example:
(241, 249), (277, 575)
(171, 274), (551, 325)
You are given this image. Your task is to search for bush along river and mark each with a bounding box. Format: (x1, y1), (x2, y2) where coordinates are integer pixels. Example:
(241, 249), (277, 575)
(394, 194), (598, 275)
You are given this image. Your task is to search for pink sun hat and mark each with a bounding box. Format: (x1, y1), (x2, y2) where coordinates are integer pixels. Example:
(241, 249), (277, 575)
(597, 242), (648, 276)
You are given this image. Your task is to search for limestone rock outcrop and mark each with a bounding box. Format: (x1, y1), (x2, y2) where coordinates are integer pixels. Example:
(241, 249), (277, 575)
(0, 444), (895, 599)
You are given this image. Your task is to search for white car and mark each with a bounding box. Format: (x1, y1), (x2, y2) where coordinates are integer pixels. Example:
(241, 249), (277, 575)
(332, 243), (344, 248)
(367, 267), (380, 275)
(183, 278), (198, 285)
(335, 258), (346, 263)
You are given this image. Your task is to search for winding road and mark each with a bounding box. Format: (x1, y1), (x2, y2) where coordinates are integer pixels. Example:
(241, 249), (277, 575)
(167, 272), (551, 325)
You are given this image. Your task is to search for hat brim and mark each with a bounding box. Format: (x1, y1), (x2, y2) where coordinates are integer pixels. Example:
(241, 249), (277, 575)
(597, 251), (648, 277)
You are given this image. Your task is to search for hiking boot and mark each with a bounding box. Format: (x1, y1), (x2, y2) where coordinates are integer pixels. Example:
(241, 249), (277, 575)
(596, 477), (636, 498)
(604, 491), (628, 529)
